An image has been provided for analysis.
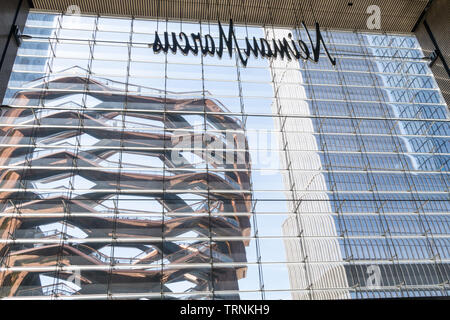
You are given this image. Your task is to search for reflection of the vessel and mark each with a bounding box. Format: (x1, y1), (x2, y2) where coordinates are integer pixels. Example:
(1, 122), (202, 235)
(0, 71), (252, 299)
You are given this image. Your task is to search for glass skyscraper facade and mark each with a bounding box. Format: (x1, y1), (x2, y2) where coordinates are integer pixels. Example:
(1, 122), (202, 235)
(0, 11), (448, 299)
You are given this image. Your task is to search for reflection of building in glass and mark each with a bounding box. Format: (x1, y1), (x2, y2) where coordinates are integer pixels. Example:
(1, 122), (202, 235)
(268, 28), (350, 300)
(0, 73), (252, 298)
(278, 28), (449, 299)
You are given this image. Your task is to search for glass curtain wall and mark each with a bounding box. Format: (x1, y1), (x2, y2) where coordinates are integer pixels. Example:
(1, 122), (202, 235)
(0, 11), (448, 299)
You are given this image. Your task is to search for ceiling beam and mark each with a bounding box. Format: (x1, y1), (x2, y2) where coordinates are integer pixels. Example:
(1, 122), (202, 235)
(31, 0), (429, 33)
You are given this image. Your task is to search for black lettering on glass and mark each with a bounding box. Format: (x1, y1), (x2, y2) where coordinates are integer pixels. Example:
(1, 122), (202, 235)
(150, 19), (336, 67)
